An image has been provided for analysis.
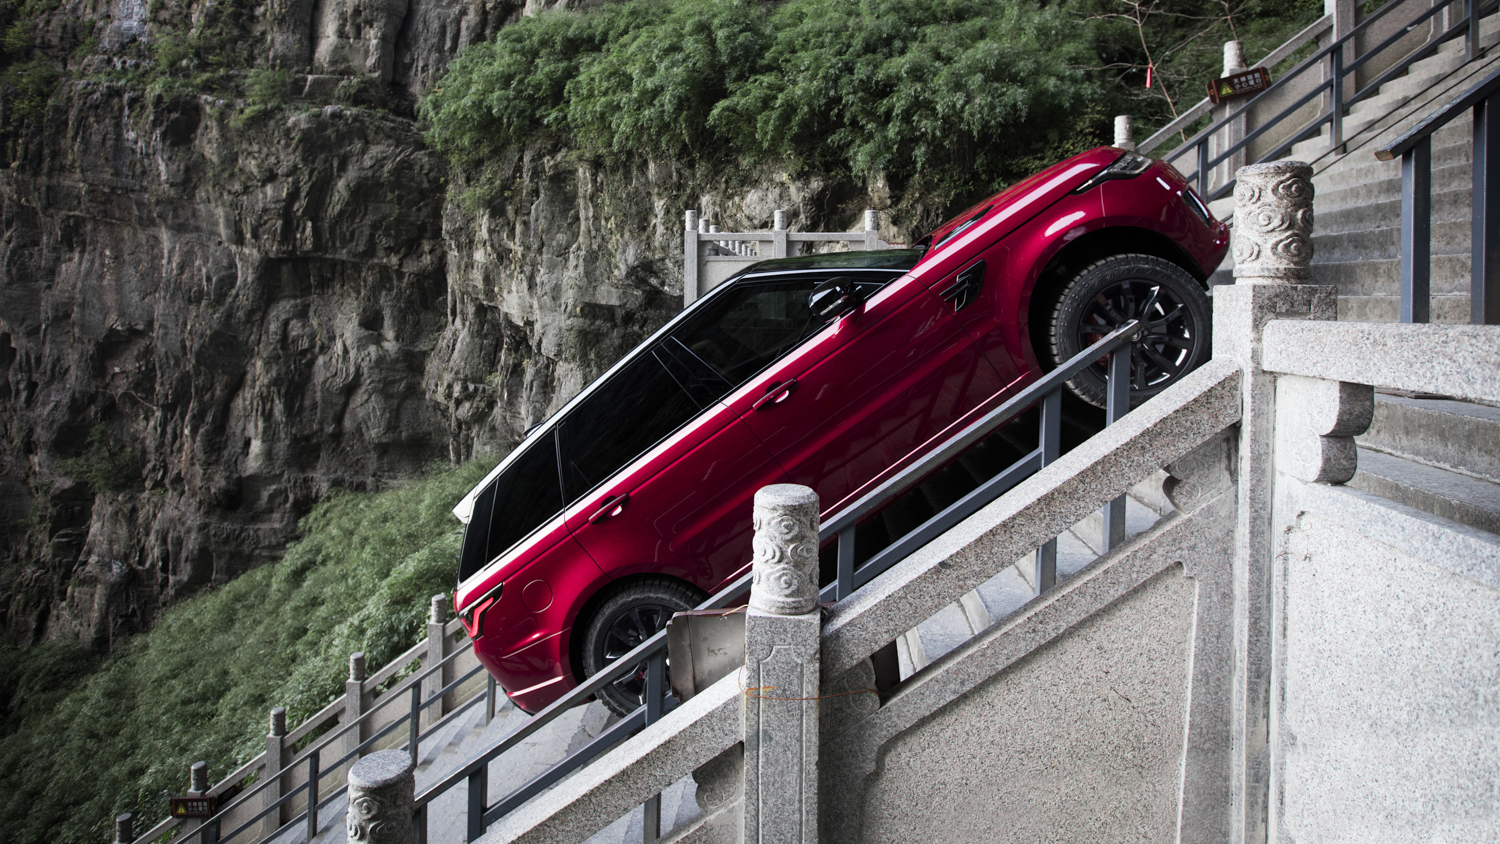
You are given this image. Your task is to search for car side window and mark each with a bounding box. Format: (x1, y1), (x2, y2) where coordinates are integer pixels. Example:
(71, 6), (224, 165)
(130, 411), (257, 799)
(670, 275), (894, 393)
(558, 354), (701, 503)
(458, 432), (565, 581)
(669, 279), (828, 389)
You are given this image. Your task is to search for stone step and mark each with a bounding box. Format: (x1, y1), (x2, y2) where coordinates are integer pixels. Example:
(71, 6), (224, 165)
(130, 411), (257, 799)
(1336, 292), (1473, 323)
(1312, 254), (1472, 298)
(1314, 176), (1475, 232)
(1312, 216), (1474, 263)
(1359, 393), (1500, 481)
(1348, 448), (1500, 536)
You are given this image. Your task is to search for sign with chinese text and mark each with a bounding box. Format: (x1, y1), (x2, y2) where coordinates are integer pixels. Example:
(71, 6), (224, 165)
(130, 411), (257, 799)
(170, 796), (216, 819)
(1208, 68), (1271, 104)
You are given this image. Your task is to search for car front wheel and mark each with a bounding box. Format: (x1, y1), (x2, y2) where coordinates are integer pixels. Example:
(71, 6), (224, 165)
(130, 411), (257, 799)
(581, 578), (702, 717)
(1048, 254), (1212, 409)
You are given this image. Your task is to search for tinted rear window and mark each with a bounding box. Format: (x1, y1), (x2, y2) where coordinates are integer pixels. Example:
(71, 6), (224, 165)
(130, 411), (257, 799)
(458, 432), (565, 583)
(558, 354), (701, 503)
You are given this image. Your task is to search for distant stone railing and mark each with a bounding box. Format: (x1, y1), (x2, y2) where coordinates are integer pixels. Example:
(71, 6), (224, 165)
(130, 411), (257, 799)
(682, 209), (899, 306)
(123, 593), (490, 844)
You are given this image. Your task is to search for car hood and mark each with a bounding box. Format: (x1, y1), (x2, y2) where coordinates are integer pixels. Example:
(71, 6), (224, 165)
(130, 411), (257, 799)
(911, 146), (1122, 279)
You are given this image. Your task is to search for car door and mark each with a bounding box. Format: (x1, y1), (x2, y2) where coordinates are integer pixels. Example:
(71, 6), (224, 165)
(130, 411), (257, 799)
(560, 342), (785, 592)
(706, 271), (1005, 515)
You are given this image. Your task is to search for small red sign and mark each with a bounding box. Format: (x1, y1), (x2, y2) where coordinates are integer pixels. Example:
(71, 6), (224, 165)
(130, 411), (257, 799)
(1208, 68), (1271, 104)
(169, 796), (216, 819)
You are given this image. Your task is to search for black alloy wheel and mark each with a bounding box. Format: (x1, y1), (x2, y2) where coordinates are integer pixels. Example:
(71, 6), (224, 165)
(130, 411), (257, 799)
(581, 578), (703, 717)
(1049, 254), (1212, 409)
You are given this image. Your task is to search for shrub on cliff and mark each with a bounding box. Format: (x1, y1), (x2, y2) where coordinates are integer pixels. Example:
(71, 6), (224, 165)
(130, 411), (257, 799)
(421, 0), (1105, 215)
(0, 458), (492, 844)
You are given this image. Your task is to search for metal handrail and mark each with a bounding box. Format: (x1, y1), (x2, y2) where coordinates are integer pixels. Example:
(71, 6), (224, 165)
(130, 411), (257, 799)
(1139, 13), (1334, 154)
(1154, 0), (1495, 201)
(1379, 64), (1500, 157)
(414, 319), (1146, 844)
(1375, 64), (1500, 323)
(153, 653), (489, 844)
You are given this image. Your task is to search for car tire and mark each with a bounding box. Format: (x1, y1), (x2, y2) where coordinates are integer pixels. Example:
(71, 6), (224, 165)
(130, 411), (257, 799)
(1049, 254), (1211, 409)
(581, 578), (703, 717)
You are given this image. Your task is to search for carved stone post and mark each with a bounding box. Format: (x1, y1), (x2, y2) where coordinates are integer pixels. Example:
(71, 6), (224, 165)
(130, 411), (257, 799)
(263, 707), (288, 837)
(1215, 161), (1335, 844)
(773, 210), (789, 259)
(742, 484), (821, 844)
(1214, 40), (1249, 190)
(425, 594), (448, 726)
(685, 210), (701, 307)
(1114, 114), (1135, 150)
(114, 813), (133, 844)
(345, 652), (368, 770)
(346, 750), (416, 844)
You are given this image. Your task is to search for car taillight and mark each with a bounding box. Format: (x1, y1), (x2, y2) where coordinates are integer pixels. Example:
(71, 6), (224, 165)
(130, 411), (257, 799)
(458, 582), (502, 639)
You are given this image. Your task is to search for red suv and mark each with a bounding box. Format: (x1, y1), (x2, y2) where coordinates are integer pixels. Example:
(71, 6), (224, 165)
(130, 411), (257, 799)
(453, 147), (1228, 714)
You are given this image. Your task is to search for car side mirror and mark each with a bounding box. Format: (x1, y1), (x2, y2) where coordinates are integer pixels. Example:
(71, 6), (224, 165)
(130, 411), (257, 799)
(808, 277), (866, 321)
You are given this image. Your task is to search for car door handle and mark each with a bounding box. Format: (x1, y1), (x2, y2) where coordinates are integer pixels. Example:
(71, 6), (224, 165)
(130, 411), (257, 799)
(586, 493), (629, 525)
(751, 379), (798, 411)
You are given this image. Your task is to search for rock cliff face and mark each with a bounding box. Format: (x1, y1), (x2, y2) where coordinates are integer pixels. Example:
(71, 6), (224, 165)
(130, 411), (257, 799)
(0, 0), (873, 648)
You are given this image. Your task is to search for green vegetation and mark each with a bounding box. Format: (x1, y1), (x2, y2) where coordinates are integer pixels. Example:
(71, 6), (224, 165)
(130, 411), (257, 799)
(422, 0), (1321, 217)
(59, 425), (142, 494)
(0, 458), (493, 844)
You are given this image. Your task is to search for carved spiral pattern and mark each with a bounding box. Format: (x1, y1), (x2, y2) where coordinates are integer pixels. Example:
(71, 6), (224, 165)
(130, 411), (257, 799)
(344, 752), (415, 844)
(1233, 161), (1314, 283)
(748, 485), (820, 615)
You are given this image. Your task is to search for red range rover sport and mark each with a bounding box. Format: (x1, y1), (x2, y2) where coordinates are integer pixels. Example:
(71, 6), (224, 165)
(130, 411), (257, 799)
(452, 147), (1229, 715)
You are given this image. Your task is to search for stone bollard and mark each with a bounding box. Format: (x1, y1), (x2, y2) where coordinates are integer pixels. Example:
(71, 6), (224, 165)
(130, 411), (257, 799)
(189, 761), (208, 794)
(346, 750), (416, 844)
(1214, 39), (1250, 188)
(773, 209), (789, 258)
(114, 813), (133, 844)
(264, 707), (288, 836)
(1114, 115), (1135, 150)
(1223, 40), (1247, 75)
(1232, 161), (1315, 283)
(742, 484), (821, 844)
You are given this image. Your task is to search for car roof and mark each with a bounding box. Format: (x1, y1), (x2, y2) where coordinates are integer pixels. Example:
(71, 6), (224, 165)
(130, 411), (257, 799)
(452, 250), (920, 523)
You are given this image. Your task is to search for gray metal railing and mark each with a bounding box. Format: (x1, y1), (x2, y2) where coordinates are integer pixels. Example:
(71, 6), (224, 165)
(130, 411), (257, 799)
(1377, 65), (1500, 324)
(1150, 0), (1495, 202)
(133, 616), (491, 844)
(412, 320), (1146, 844)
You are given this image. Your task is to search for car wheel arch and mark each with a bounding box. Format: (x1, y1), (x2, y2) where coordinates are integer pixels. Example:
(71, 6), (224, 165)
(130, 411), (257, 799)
(566, 572), (707, 688)
(1022, 224), (1207, 370)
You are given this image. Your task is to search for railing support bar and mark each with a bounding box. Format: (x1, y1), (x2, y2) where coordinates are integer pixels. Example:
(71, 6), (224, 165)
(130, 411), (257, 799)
(642, 651), (665, 841)
(1197, 142), (1210, 198)
(1331, 50), (1345, 151)
(466, 766), (488, 843)
(1101, 348), (1131, 552)
(1470, 0), (1481, 63)
(409, 686), (421, 766)
(835, 525), (856, 601)
(1475, 96), (1500, 324)
(1034, 390), (1062, 593)
(1401, 136), (1433, 322)
(306, 754), (319, 841)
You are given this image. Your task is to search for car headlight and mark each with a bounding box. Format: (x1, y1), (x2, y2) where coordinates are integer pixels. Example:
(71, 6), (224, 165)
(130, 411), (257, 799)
(1072, 151), (1154, 194)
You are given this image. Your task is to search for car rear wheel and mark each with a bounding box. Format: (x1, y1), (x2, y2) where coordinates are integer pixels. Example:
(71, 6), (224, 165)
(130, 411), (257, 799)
(581, 578), (703, 717)
(1049, 254), (1211, 409)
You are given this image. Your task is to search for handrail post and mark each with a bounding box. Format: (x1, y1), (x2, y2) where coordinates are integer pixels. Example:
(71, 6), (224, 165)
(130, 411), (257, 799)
(1474, 95), (1500, 324)
(264, 707), (288, 838)
(642, 652), (666, 843)
(1401, 136), (1433, 322)
(425, 594), (449, 727)
(863, 209), (879, 251)
(1213, 41), (1249, 191)
(1330, 47), (1345, 151)
(466, 765), (488, 843)
(772, 210), (788, 259)
(346, 652), (367, 773)
(1114, 115), (1135, 150)
(742, 484), (821, 844)
(1468, 0), (1481, 62)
